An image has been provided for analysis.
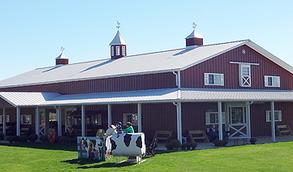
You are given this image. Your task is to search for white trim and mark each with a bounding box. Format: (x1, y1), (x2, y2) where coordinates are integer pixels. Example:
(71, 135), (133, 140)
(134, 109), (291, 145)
(81, 105), (85, 137)
(115, 46), (120, 56)
(107, 104), (112, 128)
(205, 111), (225, 125)
(271, 101), (276, 142)
(176, 102), (182, 143)
(239, 64), (251, 87)
(204, 73), (224, 86)
(230, 61), (259, 66)
(266, 110), (282, 122)
(264, 75), (280, 88)
(137, 103), (142, 132)
(218, 102), (223, 140)
(16, 107), (20, 136)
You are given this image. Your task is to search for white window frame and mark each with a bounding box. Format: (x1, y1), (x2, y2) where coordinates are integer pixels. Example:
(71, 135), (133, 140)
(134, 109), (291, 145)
(122, 46), (126, 56)
(0, 115), (10, 124)
(116, 46), (120, 56)
(123, 113), (138, 126)
(21, 114), (32, 125)
(264, 75), (280, 87)
(111, 46), (114, 56)
(204, 73), (224, 86)
(240, 64), (251, 87)
(266, 110), (282, 122)
(205, 112), (225, 125)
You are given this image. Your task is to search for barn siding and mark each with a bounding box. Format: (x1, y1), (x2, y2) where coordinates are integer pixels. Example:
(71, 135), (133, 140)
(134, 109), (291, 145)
(0, 72), (176, 94)
(182, 102), (217, 137)
(181, 45), (293, 89)
(251, 102), (293, 137)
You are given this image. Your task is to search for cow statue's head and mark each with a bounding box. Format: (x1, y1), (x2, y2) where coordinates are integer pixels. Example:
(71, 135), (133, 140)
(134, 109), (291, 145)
(106, 125), (117, 136)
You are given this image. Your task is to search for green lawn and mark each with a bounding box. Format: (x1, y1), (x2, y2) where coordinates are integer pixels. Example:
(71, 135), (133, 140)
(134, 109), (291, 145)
(1, 142), (293, 172)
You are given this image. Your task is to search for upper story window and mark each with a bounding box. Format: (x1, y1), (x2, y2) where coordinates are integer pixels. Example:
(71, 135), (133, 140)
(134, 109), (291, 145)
(121, 46), (126, 56)
(264, 75), (280, 87)
(204, 73), (224, 86)
(240, 64), (251, 87)
(116, 46), (120, 56)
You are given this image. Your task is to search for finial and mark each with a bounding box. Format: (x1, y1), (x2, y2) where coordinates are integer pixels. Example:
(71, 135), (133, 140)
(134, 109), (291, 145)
(192, 22), (197, 30)
(116, 21), (120, 30)
(60, 46), (65, 54)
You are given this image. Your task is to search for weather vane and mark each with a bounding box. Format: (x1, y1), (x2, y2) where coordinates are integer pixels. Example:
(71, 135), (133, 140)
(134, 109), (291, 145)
(60, 46), (65, 53)
(192, 22), (197, 30)
(116, 21), (120, 30)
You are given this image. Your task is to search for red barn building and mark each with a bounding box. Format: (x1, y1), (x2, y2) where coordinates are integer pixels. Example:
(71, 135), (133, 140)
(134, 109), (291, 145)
(0, 27), (293, 144)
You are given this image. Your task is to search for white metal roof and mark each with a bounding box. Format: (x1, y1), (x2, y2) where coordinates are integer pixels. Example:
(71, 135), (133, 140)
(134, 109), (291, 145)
(109, 30), (126, 45)
(2, 89), (293, 107)
(180, 89), (293, 102)
(0, 39), (292, 88)
(0, 92), (60, 107)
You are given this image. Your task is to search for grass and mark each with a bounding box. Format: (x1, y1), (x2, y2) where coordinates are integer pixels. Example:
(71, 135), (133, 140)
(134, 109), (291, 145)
(1, 141), (293, 172)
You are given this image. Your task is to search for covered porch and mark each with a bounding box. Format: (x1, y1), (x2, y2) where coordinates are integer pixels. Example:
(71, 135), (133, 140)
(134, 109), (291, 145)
(0, 89), (293, 147)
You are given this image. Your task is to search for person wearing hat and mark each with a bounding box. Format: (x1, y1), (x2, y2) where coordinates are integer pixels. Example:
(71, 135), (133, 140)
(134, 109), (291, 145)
(123, 122), (135, 133)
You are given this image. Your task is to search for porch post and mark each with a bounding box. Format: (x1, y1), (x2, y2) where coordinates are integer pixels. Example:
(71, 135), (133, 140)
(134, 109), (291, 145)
(16, 107), (20, 136)
(218, 101), (223, 140)
(81, 105), (85, 137)
(107, 104), (112, 128)
(137, 103), (142, 132)
(2, 108), (6, 137)
(271, 101), (276, 142)
(176, 102), (182, 143)
(35, 107), (40, 137)
(246, 102), (251, 138)
(56, 106), (62, 137)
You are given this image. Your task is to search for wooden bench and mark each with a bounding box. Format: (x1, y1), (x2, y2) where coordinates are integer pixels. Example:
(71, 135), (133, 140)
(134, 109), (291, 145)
(277, 125), (293, 136)
(188, 130), (209, 143)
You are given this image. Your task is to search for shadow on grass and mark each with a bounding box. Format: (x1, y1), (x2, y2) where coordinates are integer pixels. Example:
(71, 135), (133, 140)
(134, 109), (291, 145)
(3, 142), (76, 152)
(62, 158), (99, 165)
(78, 161), (136, 169)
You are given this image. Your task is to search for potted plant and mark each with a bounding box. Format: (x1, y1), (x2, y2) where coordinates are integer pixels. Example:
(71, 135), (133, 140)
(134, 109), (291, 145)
(250, 137), (257, 144)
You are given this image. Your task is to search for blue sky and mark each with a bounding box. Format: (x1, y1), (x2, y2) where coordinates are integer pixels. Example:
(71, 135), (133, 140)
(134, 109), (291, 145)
(0, 1), (292, 80)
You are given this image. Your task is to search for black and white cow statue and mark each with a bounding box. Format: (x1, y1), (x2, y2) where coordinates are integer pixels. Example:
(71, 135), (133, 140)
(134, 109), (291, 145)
(105, 127), (146, 158)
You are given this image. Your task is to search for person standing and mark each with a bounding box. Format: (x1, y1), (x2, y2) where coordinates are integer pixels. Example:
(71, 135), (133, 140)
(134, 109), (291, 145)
(123, 122), (135, 133)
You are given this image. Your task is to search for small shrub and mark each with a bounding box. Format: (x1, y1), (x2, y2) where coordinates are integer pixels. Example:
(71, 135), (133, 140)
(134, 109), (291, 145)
(166, 139), (182, 150)
(213, 139), (228, 147)
(250, 137), (257, 144)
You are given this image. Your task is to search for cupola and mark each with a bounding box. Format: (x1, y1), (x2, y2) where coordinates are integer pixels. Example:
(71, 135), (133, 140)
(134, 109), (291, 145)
(55, 47), (69, 65)
(185, 23), (203, 47)
(109, 22), (127, 60)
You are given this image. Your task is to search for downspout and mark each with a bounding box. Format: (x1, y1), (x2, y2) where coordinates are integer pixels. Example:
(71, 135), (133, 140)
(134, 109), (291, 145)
(172, 70), (181, 99)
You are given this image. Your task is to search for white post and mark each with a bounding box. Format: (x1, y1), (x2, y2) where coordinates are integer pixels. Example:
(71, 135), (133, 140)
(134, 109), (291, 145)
(35, 107), (40, 137)
(137, 103), (142, 132)
(2, 108), (6, 137)
(81, 105), (85, 137)
(271, 101), (276, 142)
(218, 102), (223, 140)
(56, 106), (62, 137)
(246, 102), (251, 138)
(107, 104), (112, 128)
(16, 107), (20, 136)
(176, 102), (182, 143)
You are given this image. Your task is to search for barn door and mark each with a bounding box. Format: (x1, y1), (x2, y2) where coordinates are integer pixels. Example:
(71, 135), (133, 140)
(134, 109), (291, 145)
(227, 104), (249, 139)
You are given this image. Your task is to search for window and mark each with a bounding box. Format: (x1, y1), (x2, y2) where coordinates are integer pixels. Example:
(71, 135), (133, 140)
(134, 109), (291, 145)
(111, 46), (114, 56)
(116, 46), (120, 56)
(240, 64), (251, 87)
(122, 46), (126, 56)
(0, 115), (10, 124)
(205, 112), (225, 125)
(266, 110), (282, 122)
(264, 76), (280, 87)
(21, 114), (32, 125)
(204, 73), (224, 86)
(86, 113), (102, 125)
(123, 113), (138, 126)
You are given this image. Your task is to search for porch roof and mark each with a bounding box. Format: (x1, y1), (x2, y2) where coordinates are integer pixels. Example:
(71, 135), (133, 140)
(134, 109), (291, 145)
(180, 88), (293, 102)
(2, 88), (293, 107)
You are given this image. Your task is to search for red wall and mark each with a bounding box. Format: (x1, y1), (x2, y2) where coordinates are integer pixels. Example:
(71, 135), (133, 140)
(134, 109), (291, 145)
(181, 45), (293, 89)
(0, 72), (176, 94)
